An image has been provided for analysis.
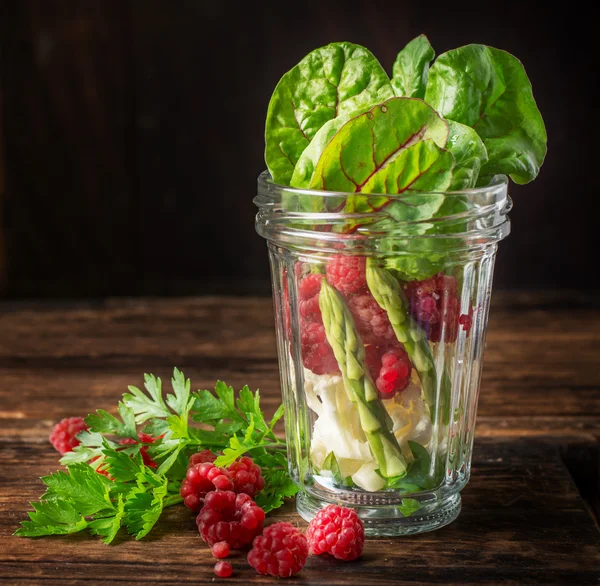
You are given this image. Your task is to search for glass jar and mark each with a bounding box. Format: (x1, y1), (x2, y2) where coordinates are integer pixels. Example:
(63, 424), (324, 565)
(254, 171), (511, 536)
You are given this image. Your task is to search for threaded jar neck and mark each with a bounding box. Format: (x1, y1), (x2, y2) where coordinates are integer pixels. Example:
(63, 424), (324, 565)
(254, 171), (511, 254)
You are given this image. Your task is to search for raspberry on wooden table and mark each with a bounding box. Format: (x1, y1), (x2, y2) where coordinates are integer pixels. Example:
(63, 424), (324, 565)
(247, 522), (308, 578)
(180, 462), (233, 511)
(196, 491), (265, 548)
(211, 541), (231, 559)
(49, 417), (88, 455)
(226, 456), (265, 498)
(214, 561), (233, 578)
(306, 504), (365, 561)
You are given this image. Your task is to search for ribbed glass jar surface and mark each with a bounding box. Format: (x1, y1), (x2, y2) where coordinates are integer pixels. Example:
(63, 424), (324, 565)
(255, 171), (511, 535)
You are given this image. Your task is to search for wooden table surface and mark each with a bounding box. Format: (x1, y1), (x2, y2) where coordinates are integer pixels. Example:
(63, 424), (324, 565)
(1, 293), (599, 585)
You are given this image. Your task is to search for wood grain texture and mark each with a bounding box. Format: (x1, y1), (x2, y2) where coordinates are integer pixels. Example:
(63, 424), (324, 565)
(0, 293), (599, 585)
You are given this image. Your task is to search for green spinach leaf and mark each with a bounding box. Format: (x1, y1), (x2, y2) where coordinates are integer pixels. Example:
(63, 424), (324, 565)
(392, 35), (435, 99)
(445, 121), (488, 189)
(265, 42), (394, 185)
(425, 44), (546, 184)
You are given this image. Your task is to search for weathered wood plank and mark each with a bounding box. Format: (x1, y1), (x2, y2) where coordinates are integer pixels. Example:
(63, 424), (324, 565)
(1, 440), (598, 585)
(0, 294), (598, 423)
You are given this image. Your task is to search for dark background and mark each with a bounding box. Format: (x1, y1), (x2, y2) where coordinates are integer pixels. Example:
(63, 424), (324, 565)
(0, 0), (596, 298)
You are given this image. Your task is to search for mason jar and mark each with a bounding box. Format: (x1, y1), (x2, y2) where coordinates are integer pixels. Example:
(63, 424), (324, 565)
(254, 171), (511, 536)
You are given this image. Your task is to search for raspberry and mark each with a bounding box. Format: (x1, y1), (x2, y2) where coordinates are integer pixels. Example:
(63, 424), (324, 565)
(298, 272), (324, 302)
(459, 306), (474, 333)
(247, 522), (308, 578)
(301, 321), (340, 375)
(49, 417), (89, 455)
(348, 294), (395, 344)
(375, 347), (411, 399)
(188, 450), (217, 466)
(326, 255), (367, 296)
(306, 504), (365, 561)
(403, 272), (461, 343)
(214, 561), (233, 578)
(180, 462), (234, 512)
(226, 456), (265, 498)
(212, 541), (231, 559)
(197, 491), (265, 548)
(297, 273), (339, 376)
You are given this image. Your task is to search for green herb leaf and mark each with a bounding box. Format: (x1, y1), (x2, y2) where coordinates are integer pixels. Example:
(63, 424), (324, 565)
(193, 381), (244, 424)
(85, 402), (138, 440)
(392, 35), (435, 99)
(101, 441), (143, 483)
(255, 469), (299, 513)
(124, 474), (169, 540)
(166, 368), (191, 415)
(269, 404), (285, 432)
(88, 494), (125, 544)
(15, 510), (89, 537)
(402, 441), (434, 489)
(425, 44), (546, 184)
(41, 464), (114, 515)
(266, 41), (395, 185)
(398, 498), (422, 517)
(18, 372), (293, 544)
(124, 375), (170, 424)
(214, 435), (251, 466)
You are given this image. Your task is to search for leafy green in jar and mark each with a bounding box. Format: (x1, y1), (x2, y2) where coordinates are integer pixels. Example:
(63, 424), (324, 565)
(445, 121), (489, 190)
(425, 44), (546, 184)
(265, 42), (394, 185)
(307, 98), (449, 193)
(391, 35), (435, 99)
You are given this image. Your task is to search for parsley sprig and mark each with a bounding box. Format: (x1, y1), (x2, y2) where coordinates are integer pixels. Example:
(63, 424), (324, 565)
(16, 369), (296, 543)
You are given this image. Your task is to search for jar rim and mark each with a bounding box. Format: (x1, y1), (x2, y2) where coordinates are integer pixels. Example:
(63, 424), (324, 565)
(257, 170), (509, 200)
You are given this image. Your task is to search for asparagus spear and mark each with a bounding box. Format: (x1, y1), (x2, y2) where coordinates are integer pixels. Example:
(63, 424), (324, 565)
(319, 279), (407, 478)
(366, 259), (450, 424)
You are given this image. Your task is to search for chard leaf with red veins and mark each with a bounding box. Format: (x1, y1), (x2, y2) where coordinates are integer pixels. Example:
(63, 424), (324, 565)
(392, 35), (435, 99)
(307, 98), (449, 194)
(265, 42), (394, 185)
(425, 44), (547, 184)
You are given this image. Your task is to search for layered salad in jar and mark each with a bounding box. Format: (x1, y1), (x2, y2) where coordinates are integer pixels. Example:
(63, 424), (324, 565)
(264, 36), (546, 496)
